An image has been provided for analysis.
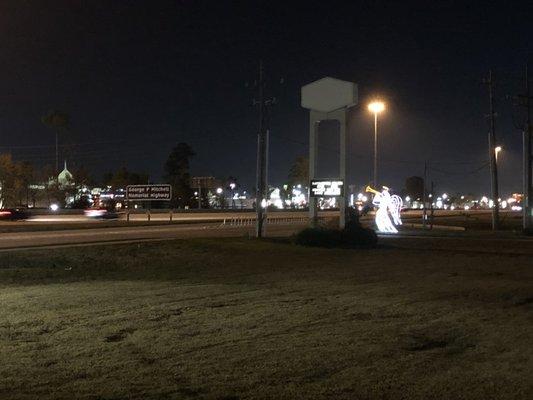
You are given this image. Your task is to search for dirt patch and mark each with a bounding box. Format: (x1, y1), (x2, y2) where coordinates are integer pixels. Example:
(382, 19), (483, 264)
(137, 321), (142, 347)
(104, 327), (136, 343)
(513, 296), (533, 306)
(405, 334), (448, 351)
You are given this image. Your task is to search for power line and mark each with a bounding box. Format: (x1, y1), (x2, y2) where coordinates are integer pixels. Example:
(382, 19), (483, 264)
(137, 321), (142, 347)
(269, 131), (486, 168)
(0, 139), (125, 150)
(428, 162), (489, 176)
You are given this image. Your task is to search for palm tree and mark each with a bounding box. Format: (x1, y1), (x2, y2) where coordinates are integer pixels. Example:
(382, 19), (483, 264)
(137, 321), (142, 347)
(41, 110), (69, 174)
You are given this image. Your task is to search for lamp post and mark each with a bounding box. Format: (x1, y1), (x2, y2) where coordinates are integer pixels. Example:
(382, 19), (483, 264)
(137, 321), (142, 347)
(495, 146), (502, 212)
(216, 187), (223, 209)
(368, 101), (385, 188)
(495, 146), (502, 163)
(229, 182), (236, 209)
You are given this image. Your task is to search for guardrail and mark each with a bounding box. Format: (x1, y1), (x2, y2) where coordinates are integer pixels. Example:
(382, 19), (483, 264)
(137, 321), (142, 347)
(221, 216), (332, 226)
(122, 212), (314, 224)
(119, 211), (336, 226)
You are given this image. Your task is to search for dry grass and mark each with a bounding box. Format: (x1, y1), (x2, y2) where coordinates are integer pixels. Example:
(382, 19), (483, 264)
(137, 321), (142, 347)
(0, 238), (532, 399)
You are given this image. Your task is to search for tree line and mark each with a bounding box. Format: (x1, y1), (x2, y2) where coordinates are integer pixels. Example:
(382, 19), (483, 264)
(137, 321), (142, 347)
(0, 155), (152, 208)
(0, 141), (199, 209)
(1, 107), (308, 209)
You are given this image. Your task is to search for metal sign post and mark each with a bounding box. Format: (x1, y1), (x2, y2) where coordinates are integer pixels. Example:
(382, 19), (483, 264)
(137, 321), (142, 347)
(310, 179), (344, 197)
(126, 184), (172, 222)
(309, 179), (344, 222)
(126, 184), (172, 201)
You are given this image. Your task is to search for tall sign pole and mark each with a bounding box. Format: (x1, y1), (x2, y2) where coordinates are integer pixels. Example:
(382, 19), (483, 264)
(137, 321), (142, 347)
(339, 111), (347, 228)
(309, 113), (319, 227)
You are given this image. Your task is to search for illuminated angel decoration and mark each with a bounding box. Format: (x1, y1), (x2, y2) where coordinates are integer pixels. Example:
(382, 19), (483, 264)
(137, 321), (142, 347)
(365, 185), (403, 233)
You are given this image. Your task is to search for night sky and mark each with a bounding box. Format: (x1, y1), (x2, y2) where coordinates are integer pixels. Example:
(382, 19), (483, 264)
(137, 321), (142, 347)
(1, 1), (531, 195)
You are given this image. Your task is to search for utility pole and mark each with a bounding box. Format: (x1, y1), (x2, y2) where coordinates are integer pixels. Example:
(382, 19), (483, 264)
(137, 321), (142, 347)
(197, 181), (202, 210)
(485, 70), (500, 230)
(254, 61), (271, 238)
(523, 63), (532, 232)
(429, 181), (435, 230)
(510, 64), (533, 232)
(422, 161), (428, 229)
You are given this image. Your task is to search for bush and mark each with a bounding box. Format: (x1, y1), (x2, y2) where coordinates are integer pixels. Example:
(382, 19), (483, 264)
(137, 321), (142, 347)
(294, 224), (377, 249)
(294, 227), (343, 248)
(343, 220), (378, 247)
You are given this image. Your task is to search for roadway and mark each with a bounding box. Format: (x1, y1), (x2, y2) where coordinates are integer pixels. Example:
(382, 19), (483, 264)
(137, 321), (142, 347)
(10, 209), (522, 238)
(12, 209), (521, 226)
(0, 222), (302, 250)
(0, 209), (528, 252)
(1, 216), (531, 254)
(22, 210), (335, 223)
(3, 223), (532, 255)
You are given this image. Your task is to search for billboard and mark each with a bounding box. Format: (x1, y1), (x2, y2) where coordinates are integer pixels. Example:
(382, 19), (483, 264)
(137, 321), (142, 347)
(126, 184), (172, 201)
(310, 179), (344, 197)
(301, 77), (358, 113)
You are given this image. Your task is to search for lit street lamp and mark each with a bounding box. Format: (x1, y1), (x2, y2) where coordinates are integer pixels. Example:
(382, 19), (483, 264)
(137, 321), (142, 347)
(368, 101), (385, 188)
(495, 146), (502, 162)
(229, 182), (236, 209)
(216, 187), (224, 209)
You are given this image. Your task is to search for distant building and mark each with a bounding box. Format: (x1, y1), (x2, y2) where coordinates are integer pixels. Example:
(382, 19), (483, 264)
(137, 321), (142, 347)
(190, 176), (223, 191)
(58, 161), (74, 188)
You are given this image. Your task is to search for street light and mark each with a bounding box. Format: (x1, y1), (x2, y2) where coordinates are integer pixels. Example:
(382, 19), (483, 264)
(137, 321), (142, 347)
(368, 101), (386, 188)
(229, 182), (236, 209)
(495, 146), (502, 162)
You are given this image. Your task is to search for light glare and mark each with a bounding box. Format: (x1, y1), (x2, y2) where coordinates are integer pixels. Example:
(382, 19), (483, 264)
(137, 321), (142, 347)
(368, 101), (385, 113)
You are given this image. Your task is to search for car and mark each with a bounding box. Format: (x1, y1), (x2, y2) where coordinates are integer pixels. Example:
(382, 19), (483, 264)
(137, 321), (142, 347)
(0, 208), (29, 221)
(84, 208), (119, 219)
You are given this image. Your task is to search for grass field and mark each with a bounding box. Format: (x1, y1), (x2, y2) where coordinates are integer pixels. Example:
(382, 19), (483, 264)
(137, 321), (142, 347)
(0, 238), (532, 399)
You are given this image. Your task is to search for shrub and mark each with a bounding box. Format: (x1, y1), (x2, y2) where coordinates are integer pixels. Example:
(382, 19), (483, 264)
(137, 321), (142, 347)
(294, 225), (377, 249)
(343, 220), (378, 247)
(294, 227), (343, 248)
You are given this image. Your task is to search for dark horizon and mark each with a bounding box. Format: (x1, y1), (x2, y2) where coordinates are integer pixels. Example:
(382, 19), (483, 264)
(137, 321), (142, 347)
(1, 1), (531, 196)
